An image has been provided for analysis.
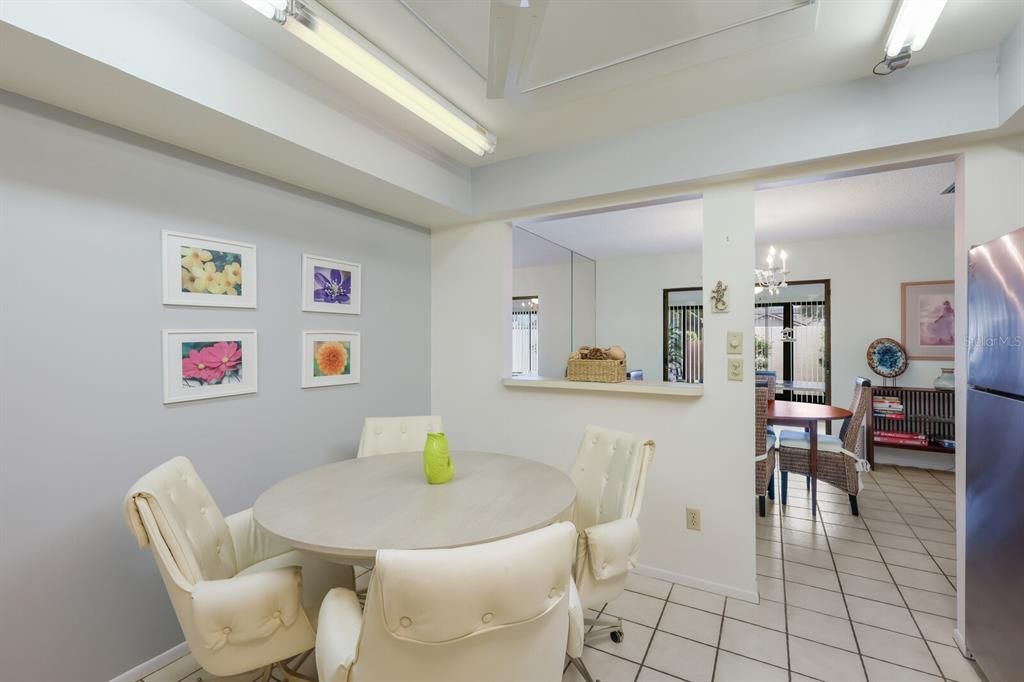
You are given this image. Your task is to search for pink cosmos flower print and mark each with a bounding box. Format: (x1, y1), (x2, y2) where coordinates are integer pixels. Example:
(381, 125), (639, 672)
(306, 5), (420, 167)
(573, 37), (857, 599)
(181, 340), (243, 387)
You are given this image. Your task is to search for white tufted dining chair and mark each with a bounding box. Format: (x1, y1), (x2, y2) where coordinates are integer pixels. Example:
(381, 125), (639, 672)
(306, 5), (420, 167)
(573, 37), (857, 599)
(568, 425), (655, 680)
(316, 522), (578, 682)
(356, 416), (444, 458)
(124, 457), (354, 680)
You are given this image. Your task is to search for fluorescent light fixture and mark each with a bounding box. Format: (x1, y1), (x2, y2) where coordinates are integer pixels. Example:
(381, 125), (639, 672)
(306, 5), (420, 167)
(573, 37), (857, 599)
(885, 0), (947, 58)
(241, 0), (496, 155)
(240, 0), (287, 21)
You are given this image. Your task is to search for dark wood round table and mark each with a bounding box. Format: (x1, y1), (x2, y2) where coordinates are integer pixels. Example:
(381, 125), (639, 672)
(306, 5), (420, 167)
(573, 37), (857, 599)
(766, 401), (853, 516)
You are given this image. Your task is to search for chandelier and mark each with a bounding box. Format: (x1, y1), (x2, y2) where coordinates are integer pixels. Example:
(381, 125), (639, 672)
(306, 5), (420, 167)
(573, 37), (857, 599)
(754, 245), (789, 296)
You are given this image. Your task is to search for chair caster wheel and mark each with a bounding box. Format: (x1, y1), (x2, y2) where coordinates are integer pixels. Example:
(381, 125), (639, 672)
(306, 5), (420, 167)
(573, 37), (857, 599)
(610, 629), (624, 643)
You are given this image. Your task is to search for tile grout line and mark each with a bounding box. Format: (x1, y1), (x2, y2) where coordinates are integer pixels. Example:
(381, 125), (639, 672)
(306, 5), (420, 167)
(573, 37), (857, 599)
(773, 471), (794, 682)
(633, 590), (670, 682)
(895, 466), (958, 592)
(863, 467), (950, 681)
(812, 489), (870, 682)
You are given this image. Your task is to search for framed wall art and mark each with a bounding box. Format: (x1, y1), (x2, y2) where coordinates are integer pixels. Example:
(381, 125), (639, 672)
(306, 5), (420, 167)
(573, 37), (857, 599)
(302, 331), (360, 388)
(163, 230), (256, 308)
(163, 329), (258, 403)
(302, 254), (361, 314)
(901, 280), (954, 361)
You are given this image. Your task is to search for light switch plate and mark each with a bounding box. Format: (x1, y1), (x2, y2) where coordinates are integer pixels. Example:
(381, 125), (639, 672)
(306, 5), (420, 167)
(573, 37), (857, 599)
(727, 331), (743, 355)
(728, 357), (743, 381)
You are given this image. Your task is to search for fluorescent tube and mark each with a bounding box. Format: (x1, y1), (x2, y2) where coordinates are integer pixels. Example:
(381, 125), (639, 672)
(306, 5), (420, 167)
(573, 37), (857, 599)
(886, 0), (947, 58)
(241, 0), (496, 155)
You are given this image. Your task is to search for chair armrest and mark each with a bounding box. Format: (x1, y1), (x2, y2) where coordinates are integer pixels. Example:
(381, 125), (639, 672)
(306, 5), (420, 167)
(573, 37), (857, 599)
(567, 578), (584, 658)
(226, 508), (293, 570)
(582, 517), (640, 582)
(316, 588), (363, 682)
(192, 566), (306, 651)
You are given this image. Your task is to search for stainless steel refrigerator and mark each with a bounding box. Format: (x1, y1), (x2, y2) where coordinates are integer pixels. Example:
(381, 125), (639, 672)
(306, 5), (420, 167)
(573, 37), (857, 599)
(966, 225), (1024, 682)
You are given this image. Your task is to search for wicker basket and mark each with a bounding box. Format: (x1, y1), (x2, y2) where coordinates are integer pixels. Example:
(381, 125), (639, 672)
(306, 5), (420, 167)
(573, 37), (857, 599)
(567, 358), (626, 383)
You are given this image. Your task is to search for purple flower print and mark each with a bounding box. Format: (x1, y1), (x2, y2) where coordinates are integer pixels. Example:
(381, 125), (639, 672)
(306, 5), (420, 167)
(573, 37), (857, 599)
(314, 267), (351, 304)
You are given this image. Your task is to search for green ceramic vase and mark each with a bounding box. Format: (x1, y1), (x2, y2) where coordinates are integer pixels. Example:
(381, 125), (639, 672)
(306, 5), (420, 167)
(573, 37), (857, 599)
(423, 432), (454, 485)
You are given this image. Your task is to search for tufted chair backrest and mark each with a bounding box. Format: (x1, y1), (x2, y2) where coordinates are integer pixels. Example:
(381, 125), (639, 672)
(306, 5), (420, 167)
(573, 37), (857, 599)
(357, 416), (444, 458)
(570, 425), (655, 531)
(123, 456), (237, 584)
(350, 522), (577, 682)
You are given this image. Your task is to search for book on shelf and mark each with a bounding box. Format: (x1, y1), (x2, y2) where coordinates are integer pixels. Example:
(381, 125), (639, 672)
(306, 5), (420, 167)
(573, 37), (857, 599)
(875, 413), (906, 420)
(875, 430), (928, 441)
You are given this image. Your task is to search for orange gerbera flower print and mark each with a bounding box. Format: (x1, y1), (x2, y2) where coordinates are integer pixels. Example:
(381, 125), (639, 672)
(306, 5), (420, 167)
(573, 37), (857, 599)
(315, 341), (348, 376)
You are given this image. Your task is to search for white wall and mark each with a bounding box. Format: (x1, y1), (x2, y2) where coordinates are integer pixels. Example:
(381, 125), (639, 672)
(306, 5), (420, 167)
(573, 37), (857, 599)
(0, 94), (432, 682)
(594, 227), (954, 408)
(953, 137), (1024, 650)
(432, 184), (758, 602)
(514, 262), (572, 377)
(572, 255), (597, 349)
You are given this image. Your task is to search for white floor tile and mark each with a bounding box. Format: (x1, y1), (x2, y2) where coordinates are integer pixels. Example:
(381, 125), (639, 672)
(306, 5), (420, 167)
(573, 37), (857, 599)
(756, 555), (784, 578)
(564, 647), (640, 682)
(863, 656), (942, 681)
(829, 537), (883, 561)
(933, 556), (956, 576)
(789, 604), (858, 651)
(863, 518), (916, 538)
(845, 595), (918, 636)
(920, 540), (956, 559)
(788, 635), (866, 682)
(872, 532), (928, 553)
(603, 589), (666, 627)
(756, 575), (785, 604)
(644, 631), (717, 682)
(889, 566), (955, 595)
(784, 561), (840, 591)
(713, 651), (788, 682)
(852, 623), (940, 675)
(756, 539), (783, 558)
(783, 528), (832, 550)
(626, 572), (674, 599)
(588, 618), (655, 664)
(899, 586), (956, 618)
(839, 573), (905, 606)
(911, 527), (955, 544)
(719, 618), (788, 669)
(784, 544), (835, 569)
(835, 554), (893, 582)
(637, 666), (685, 682)
(927, 642), (985, 682)
(657, 602), (722, 646)
(669, 583), (726, 614)
(724, 596), (786, 631)
(911, 611), (956, 646)
(878, 547), (941, 573)
(784, 581), (849, 618)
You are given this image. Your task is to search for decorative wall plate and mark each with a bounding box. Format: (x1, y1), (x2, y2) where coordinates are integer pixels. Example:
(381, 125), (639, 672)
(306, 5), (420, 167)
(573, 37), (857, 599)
(867, 337), (908, 378)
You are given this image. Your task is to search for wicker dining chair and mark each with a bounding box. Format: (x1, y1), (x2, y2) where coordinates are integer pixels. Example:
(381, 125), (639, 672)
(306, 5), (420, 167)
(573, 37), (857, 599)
(778, 377), (873, 515)
(754, 387), (777, 517)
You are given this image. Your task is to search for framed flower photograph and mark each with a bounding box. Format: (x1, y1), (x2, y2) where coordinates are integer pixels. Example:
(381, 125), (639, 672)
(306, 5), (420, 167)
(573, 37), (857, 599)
(302, 254), (361, 314)
(163, 231), (257, 308)
(163, 330), (258, 403)
(302, 331), (360, 388)
(902, 280), (954, 360)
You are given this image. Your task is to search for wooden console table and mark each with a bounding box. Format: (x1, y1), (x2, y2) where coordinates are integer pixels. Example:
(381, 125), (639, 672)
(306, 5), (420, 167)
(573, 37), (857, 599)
(871, 386), (955, 454)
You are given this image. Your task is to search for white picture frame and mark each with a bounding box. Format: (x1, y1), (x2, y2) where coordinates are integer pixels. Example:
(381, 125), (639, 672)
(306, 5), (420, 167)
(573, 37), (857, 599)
(163, 329), (258, 404)
(302, 254), (361, 314)
(302, 331), (360, 388)
(163, 230), (257, 308)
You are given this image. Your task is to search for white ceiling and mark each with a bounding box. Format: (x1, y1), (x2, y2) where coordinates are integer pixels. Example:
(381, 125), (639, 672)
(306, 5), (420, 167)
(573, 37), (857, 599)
(517, 161), (955, 261)
(194, 0), (1024, 165)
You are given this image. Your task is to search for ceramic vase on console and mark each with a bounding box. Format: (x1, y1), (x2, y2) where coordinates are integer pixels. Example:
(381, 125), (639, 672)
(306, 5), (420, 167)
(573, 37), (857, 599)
(933, 368), (955, 390)
(423, 432), (454, 484)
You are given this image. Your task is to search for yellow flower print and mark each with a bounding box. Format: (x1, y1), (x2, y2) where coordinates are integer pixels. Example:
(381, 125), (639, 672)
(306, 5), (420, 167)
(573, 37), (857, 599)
(181, 267), (206, 293)
(181, 246), (213, 272)
(194, 267), (228, 295)
(223, 284), (238, 295)
(223, 261), (242, 285)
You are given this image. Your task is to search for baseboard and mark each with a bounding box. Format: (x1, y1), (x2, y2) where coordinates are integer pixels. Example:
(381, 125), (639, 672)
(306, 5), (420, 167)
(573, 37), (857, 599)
(952, 628), (974, 660)
(634, 564), (759, 604)
(110, 641), (189, 682)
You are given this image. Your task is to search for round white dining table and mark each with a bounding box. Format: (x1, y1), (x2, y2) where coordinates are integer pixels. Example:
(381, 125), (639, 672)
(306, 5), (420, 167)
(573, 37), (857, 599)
(253, 451), (577, 565)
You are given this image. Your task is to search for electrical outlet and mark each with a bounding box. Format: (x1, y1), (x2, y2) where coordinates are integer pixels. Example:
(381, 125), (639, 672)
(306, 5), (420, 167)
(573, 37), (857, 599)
(686, 507), (702, 531)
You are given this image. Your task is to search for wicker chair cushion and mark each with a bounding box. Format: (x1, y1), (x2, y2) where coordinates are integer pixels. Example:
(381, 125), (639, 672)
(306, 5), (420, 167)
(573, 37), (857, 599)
(779, 432), (843, 453)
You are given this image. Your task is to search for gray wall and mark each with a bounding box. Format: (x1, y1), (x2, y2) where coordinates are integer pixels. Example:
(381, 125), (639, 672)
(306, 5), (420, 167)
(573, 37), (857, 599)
(0, 93), (431, 681)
